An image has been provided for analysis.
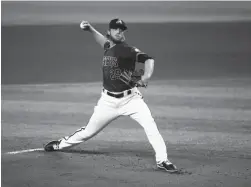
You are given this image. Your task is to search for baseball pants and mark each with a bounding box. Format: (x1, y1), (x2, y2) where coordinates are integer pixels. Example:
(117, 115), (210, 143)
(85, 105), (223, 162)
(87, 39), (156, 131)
(58, 87), (168, 163)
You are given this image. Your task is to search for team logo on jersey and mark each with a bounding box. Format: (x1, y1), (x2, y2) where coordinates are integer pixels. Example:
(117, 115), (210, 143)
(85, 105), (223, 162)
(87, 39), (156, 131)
(103, 56), (118, 68)
(116, 20), (123, 24)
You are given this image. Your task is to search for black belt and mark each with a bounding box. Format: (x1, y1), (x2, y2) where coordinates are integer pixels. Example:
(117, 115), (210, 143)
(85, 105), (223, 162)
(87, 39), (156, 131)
(103, 89), (132, 98)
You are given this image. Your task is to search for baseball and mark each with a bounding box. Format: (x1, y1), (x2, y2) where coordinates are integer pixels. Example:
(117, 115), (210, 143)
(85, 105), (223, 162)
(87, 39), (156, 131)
(80, 21), (90, 30)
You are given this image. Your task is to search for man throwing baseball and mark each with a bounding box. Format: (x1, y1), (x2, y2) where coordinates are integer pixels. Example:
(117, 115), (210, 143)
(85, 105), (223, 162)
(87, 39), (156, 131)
(44, 18), (177, 172)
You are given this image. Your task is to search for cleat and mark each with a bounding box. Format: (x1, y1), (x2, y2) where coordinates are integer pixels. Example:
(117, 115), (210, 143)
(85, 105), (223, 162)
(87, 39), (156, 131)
(44, 140), (61, 152)
(157, 161), (178, 173)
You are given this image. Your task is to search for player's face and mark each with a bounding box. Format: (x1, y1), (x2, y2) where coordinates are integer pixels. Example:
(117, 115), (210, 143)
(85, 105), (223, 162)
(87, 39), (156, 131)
(109, 28), (125, 42)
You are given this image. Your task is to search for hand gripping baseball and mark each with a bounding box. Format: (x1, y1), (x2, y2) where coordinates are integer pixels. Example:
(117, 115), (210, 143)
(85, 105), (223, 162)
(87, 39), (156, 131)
(80, 21), (91, 31)
(119, 71), (147, 88)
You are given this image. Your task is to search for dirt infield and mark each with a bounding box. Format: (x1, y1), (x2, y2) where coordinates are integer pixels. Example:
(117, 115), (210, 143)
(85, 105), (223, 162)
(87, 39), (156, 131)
(2, 78), (251, 187)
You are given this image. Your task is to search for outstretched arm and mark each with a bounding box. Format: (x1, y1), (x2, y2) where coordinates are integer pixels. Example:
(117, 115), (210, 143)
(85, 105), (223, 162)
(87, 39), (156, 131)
(80, 21), (107, 48)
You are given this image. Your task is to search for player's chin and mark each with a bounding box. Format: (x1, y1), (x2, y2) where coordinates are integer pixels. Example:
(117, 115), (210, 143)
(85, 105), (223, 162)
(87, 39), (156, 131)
(112, 36), (123, 42)
(115, 38), (123, 42)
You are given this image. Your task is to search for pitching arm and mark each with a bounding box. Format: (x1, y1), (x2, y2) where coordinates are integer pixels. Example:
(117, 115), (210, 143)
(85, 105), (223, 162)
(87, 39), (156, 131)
(80, 21), (107, 48)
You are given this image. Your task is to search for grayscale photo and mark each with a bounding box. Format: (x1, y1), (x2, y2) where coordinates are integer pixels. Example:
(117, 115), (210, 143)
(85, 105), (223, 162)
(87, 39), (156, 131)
(1, 1), (251, 186)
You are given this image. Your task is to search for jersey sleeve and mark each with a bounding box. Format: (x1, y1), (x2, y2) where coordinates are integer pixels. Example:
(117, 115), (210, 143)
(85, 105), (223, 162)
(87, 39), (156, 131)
(131, 47), (153, 63)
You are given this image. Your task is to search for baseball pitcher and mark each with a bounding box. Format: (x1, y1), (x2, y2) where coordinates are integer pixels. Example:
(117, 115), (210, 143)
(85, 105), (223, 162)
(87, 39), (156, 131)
(44, 18), (177, 172)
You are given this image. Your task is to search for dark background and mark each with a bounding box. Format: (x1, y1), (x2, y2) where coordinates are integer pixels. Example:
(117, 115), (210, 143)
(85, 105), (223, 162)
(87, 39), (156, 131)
(2, 1), (251, 84)
(2, 22), (251, 84)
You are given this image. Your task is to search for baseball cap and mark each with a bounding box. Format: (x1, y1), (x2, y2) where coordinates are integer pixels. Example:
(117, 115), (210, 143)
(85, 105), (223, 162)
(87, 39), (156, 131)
(109, 18), (127, 31)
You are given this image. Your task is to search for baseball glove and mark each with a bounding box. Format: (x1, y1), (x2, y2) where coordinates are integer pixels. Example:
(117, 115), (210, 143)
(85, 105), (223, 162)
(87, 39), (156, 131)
(119, 71), (147, 88)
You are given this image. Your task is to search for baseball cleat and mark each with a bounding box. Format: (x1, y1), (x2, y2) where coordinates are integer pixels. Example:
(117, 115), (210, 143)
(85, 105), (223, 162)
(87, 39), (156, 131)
(157, 161), (178, 173)
(44, 140), (61, 152)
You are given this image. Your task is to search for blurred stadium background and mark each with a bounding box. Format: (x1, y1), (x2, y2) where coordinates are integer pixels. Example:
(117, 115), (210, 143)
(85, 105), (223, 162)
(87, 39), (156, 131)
(2, 1), (251, 84)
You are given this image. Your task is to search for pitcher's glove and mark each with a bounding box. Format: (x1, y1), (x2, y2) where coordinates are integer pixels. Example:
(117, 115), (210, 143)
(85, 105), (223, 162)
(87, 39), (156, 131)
(119, 71), (148, 88)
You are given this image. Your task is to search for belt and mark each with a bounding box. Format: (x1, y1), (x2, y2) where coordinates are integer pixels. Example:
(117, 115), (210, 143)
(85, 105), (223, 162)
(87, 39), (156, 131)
(103, 88), (132, 98)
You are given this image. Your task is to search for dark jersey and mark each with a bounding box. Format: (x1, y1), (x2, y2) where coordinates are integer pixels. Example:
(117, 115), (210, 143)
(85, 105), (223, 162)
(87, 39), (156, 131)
(102, 41), (153, 92)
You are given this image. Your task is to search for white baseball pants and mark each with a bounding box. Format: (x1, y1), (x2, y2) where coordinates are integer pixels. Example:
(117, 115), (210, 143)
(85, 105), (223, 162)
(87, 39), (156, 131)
(58, 87), (168, 163)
